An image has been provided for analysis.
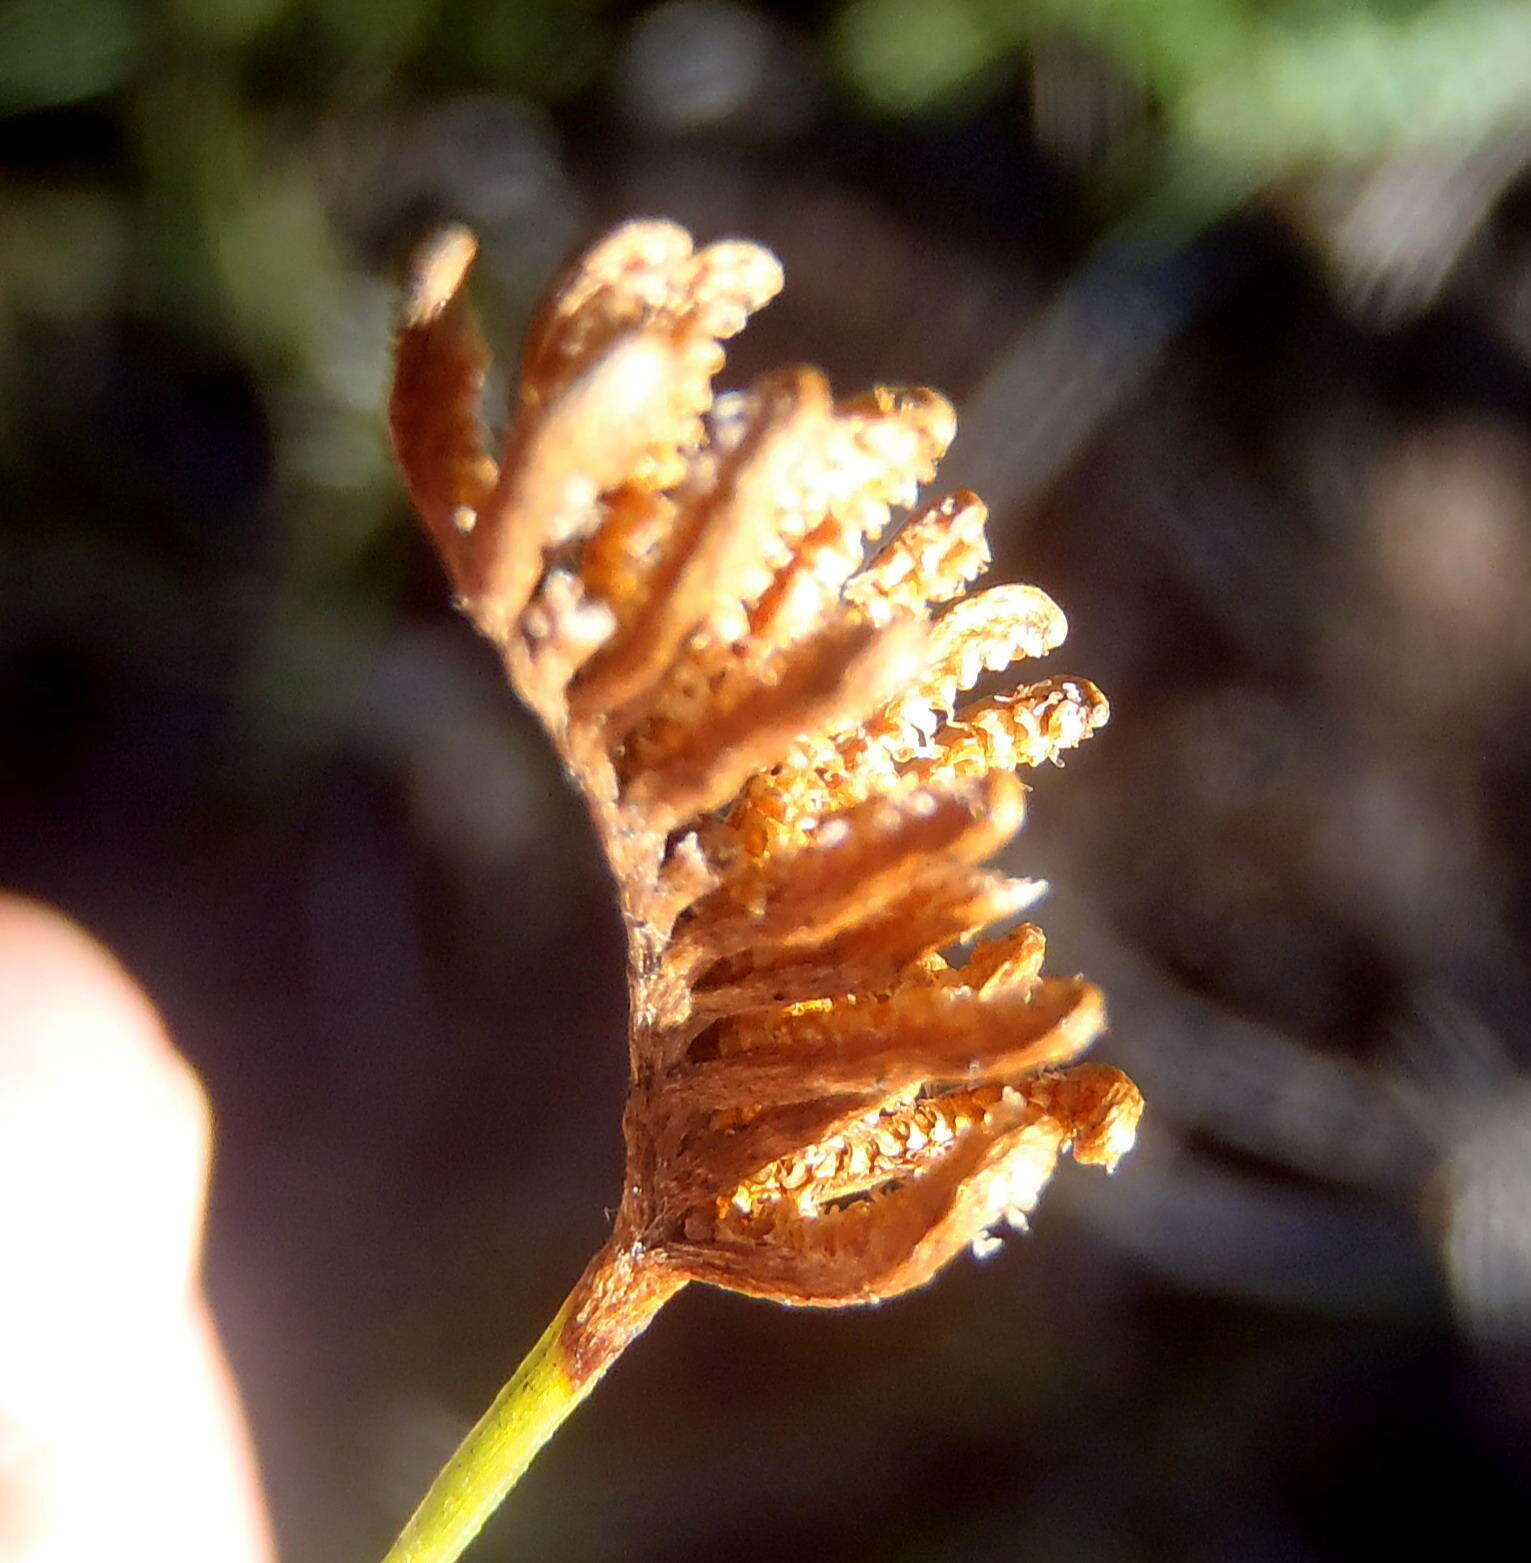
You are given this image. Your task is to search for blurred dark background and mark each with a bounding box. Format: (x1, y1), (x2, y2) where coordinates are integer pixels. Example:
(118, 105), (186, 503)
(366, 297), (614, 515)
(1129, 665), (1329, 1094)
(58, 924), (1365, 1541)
(4, 1), (1531, 1558)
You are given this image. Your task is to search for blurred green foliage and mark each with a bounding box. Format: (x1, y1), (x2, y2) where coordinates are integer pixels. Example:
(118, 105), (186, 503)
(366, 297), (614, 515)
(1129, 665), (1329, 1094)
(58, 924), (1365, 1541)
(0, 0), (138, 116)
(834, 0), (1531, 172)
(0, 0), (622, 763)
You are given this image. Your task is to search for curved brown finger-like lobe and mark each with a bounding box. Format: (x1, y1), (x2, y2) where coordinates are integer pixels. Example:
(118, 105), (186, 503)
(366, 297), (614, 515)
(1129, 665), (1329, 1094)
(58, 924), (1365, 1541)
(837, 386), (955, 501)
(721, 1080), (1010, 1216)
(635, 385), (956, 702)
(920, 677), (1110, 786)
(664, 1097), (1076, 1305)
(925, 583), (1070, 686)
(464, 229), (786, 648)
(943, 921), (1048, 996)
(652, 1091), (889, 1211)
(681, 240), (789, 341)
(673, 1060), (1140, 1307)
(743, 388), (958, 649)
(734, 671), (1098, 864)
(672, 771), (1026, 971)
(708, 385), (953, 643)
(846, 491), (991, 623)
(838, 1111), (1078, 1300)
(388, 228), (498, 586)
(667, 1061), (1139, 1306)
(686, 871), (1041, 1016)
(1023, 1063), (1144, 1169)
(744, 512), (875, 651)
(729, 582), (1076, 858)
(838, 582), (1069, 771)
(515, 224), (784, 522)
(568, 367), (833, 726)
(618, 613), (929, 830)
(519, 220), (696, 391)
(520, 223), (781, 396)
(469, 329), (682, 642)
(680, 974), (1104, 1111)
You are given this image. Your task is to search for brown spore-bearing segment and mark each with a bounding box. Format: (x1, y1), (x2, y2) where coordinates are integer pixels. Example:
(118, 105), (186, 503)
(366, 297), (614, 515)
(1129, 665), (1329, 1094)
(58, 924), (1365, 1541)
(389, 219), (1142, 1338)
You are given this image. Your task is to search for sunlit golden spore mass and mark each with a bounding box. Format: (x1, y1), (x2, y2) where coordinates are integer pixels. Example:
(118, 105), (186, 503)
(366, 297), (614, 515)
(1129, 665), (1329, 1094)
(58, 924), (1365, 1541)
(389, 215), (1141, 1355)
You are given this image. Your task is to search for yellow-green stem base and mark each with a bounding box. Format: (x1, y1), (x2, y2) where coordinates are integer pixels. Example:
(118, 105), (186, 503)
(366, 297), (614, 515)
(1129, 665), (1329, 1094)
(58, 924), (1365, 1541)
(379, 1241), (681, 1563)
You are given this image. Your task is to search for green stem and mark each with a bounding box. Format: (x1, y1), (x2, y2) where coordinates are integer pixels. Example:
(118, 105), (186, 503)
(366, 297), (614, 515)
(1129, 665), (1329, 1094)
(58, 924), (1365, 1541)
(379, 1241), (681, 1563)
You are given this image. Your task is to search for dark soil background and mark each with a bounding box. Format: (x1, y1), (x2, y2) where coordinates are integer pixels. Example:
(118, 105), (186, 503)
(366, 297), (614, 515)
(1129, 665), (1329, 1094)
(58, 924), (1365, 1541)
(4, 2), (1531, 1559)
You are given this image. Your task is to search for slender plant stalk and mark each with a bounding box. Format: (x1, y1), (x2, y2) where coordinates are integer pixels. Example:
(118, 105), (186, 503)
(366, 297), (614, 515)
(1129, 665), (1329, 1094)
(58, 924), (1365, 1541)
(384, 219), (1143, 1563)
(380, 1240), (683, 1563)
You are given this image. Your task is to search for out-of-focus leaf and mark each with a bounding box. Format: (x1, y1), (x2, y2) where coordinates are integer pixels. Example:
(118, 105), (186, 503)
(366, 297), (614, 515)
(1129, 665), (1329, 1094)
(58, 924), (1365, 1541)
(831, 0), (1002, 112)
(1176, 0), (1531, 168)
(833, 0), (1531, 175)
(0, 0), (137, 116)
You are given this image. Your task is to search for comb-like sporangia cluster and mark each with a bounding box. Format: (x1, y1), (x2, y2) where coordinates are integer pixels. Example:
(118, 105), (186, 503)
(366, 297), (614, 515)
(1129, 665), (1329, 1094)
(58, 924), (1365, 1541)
(390, 220), (1142, 1319)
